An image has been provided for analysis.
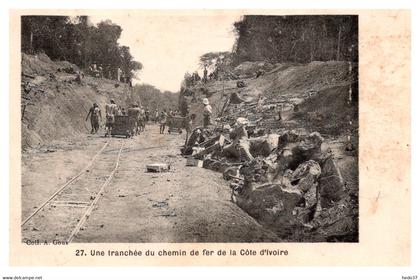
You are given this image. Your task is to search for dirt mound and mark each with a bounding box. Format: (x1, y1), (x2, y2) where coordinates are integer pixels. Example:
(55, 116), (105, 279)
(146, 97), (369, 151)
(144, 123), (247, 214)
(281, 61), (352, 89)
(293, 85), (357, 135)
(253, 61), (355, 98)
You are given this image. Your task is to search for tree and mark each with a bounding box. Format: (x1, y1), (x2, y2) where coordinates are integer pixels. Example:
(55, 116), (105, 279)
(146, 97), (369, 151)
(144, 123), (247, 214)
(199, 51), (232, 70)
(21, 16), (143, 80)
(131, 84), (178, 111)
(231, 15), (358, 65)
(120, 46), (143, 79)
(21, 16), (70, 58)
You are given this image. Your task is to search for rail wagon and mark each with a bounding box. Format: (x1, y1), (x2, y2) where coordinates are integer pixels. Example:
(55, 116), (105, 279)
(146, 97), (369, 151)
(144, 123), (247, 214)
(167, 115), (188, 134)
(111, 115), (137, 138)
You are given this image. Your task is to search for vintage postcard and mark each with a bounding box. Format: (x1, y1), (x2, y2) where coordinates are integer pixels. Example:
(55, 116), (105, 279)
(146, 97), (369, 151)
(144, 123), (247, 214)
(9, 9), (410, 266)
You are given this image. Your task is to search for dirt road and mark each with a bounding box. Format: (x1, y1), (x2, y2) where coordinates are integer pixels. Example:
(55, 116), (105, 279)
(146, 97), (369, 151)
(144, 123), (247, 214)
(21, 124), (280, 243)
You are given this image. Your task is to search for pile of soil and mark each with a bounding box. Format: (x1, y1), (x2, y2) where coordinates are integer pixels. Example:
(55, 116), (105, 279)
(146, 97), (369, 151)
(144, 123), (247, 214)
(263, 61), (355, 96)
(293, 85), (358, 136)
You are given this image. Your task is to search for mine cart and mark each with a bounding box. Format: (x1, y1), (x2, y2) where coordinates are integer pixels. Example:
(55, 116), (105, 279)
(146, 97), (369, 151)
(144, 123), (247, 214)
(111, 115), (136, 138)
(167, 115), (186, 134)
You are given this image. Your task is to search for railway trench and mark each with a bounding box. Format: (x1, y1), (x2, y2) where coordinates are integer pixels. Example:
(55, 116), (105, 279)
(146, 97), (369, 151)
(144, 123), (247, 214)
(21, 125), (280, 243)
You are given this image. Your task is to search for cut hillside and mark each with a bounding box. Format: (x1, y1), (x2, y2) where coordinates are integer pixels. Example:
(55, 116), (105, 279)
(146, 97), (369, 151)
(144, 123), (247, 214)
(185, 60), (357, 134)
(21, 54), (140, 150)
(293, 85), (358, 136)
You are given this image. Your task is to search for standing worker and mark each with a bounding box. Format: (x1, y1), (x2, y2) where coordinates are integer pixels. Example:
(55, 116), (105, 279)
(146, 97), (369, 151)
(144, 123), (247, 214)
(85, 103), (102, 134)
(203, 66), (208, 84)
(154, 109), (159, 123)
(202, 98), (212, 127)
(159, 110), (168, 134)
(105, 99), (117, 137)
(117, 67), (122, 82)
(139, 106), (146, 131)
(128, 103), (141, 136)
(145, 107), (150, 122)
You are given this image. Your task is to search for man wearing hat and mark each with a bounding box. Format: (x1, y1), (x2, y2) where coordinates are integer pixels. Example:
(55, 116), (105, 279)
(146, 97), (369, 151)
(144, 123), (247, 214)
(202, 98), (212, 127)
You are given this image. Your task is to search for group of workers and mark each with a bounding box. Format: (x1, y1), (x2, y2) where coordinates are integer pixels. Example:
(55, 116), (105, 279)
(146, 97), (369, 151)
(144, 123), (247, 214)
(86, 63), (132, 86)
(85, 100), (143, 137)
(85, 100), (199, 137)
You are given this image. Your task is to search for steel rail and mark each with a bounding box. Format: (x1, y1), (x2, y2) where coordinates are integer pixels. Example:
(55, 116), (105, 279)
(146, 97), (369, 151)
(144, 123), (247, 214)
(21, 141), (109, 226)
(67, 141), (124, 243)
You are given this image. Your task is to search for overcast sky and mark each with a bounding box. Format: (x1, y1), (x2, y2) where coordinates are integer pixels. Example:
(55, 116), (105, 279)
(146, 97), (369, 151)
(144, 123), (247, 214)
(90, 14), (240, 92)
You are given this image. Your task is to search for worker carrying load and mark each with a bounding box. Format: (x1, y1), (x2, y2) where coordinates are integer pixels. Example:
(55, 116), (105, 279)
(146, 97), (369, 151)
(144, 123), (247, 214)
(105, 99), (117, 137)
(127, 103), (142, 136)
(85, 103), (102, 134)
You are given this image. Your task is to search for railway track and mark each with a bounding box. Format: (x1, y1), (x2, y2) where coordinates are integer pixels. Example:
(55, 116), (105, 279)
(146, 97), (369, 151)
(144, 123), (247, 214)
(21, 140), (125, 243)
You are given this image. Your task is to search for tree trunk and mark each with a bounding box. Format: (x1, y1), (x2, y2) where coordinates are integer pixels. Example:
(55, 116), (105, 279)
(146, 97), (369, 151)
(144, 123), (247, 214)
(29, 31), (33, 53)
(310, 40), (314, 61)
(336, 25), (342, 61)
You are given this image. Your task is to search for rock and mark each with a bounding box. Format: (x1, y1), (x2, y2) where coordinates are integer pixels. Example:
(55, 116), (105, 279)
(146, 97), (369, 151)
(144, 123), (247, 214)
(308, 195), (358, 242)
(203, 158), (226, 173)
(280, 160), (321, 208)
(271, 147), (296, 181)
(229, 125), (248, 140)
(289, 132), (324, 168)
(236, 81), (246, 88)
(234, 183), (304, 226)
(318, 157), (345, 208)
(299, 132), (323, 153)
(290, 160), (321, 193)
(223, 166), (241, 180)
(278, 130), (300, 149)
(240, 158), (277, 192)
(293, 205), (317, 224)
(222, 124), (232, 133)
(275, 160), (322, 225)
(221, 138), (253, 162)
(249, 134), (279, 157)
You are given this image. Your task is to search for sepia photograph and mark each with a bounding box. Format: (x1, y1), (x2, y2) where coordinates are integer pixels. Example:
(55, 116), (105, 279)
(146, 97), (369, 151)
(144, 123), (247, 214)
(19, 13), (359, 244)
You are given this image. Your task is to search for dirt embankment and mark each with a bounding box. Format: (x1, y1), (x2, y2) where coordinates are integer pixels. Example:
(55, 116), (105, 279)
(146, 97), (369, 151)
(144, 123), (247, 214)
(21, 53), (138, 150)
(185, 60), (357, 132)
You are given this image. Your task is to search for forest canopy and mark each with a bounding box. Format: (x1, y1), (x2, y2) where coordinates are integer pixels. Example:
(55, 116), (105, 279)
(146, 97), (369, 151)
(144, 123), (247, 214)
(231, 15), (358, 65)
(183, 15), (358, 87)
(21, 16), (142, 79)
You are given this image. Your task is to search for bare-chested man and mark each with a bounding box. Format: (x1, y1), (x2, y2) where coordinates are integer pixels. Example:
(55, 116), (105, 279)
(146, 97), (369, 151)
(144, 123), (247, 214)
(105, 99), (117, 137)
